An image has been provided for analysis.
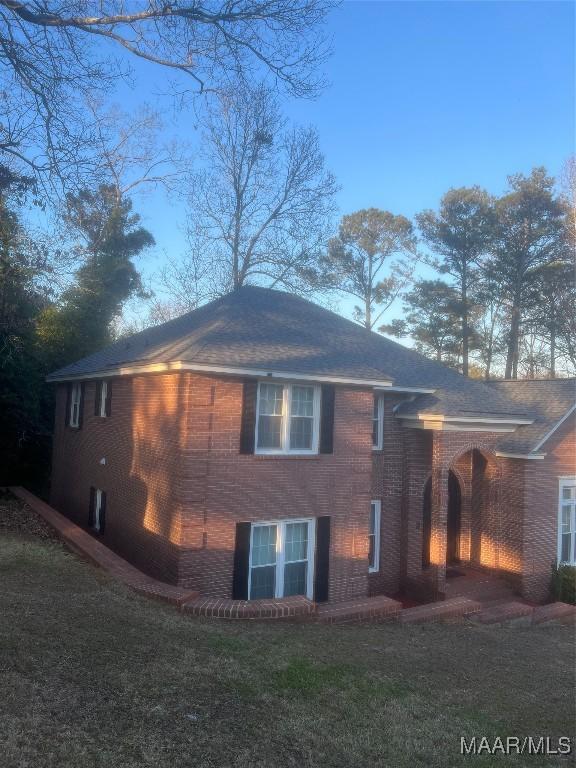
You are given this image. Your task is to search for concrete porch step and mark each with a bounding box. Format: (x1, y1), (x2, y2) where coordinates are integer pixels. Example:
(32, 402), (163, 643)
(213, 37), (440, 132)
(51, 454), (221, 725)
(473, 601), (533, 625)
(400, 597), (481, 623)
(315, 595), (402, 624)
(532, 602), (576, 625)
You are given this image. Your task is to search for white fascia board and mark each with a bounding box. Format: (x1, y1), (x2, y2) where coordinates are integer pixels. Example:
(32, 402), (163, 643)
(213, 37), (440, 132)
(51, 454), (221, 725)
(399, 413), (534, 426)
(46, 360), (395, 388)
(495, 451), (547, 460)
(374, 386), (436, 394)
(402, 420), (517, 433)
(532, 403), (576, 452)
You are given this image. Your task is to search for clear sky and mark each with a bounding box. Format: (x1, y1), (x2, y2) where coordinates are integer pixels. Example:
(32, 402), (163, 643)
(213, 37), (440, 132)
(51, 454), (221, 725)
(121, 0), (575, 320)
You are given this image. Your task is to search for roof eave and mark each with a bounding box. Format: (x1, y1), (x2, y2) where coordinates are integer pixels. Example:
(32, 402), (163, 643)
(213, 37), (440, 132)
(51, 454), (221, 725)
(532, 403), (576, 453)
(46, 359), (395, 388)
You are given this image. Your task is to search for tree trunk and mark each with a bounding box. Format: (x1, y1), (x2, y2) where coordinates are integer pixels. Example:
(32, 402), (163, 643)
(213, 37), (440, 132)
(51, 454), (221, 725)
(505, 298), (521, 379)
(549, 300), (556, 377)
(461, 268), (469, 377)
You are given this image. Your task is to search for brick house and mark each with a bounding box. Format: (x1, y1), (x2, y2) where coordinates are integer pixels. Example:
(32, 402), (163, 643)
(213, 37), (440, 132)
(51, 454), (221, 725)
(48, 286), (576, 606)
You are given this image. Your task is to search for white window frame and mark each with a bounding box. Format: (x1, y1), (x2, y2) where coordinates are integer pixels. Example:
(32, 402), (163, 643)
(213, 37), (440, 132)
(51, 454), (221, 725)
(557, 476), (576, 566)
(69, 382), (82, 428)
(98, 380), (108, 418)
(255, 381), (321, 455)
(369, 500), (381, 573)
(372, 395), (384, 450)
(93, 489), (103, 532)
(248, 518), (316, 600)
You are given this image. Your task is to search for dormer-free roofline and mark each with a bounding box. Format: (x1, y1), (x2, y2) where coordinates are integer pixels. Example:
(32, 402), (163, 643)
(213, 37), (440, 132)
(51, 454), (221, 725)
(46, 359), (396, 389)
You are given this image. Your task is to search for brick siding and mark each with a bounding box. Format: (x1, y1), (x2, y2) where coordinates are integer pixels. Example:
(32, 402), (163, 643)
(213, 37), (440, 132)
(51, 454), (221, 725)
(50, 372), (575, 604)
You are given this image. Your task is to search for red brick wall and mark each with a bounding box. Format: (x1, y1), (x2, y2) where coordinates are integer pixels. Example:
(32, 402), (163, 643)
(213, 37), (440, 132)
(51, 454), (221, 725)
(51, 372), (377, 601)
(50, 369), (574, 605)
(175, 373), (375, 601)
(370, 395), (431, 596)
(50, 374), (189, 583)
(521, 412), (576, 602)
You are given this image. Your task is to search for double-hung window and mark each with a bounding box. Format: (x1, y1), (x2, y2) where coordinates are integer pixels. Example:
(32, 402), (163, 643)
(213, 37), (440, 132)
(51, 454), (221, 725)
(372, 395), (384, 450)
(558, 477), (576, 565)
(249, 519), (315, 599)
(98, 380), (108, 417)
(256, 382), (320, 454)
(369, 500), (381, 572)
(69, 383), (82, 428)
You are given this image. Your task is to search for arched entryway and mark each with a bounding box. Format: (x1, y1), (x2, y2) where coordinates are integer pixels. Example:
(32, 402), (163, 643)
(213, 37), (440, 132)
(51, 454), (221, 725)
(447, 471), (462, 564)
(422, 470), (462, 568)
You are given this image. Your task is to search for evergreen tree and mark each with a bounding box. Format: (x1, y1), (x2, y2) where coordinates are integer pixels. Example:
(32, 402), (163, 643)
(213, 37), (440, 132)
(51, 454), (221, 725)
(37, 185), (154, 369)
(416, 187), (495, 376)
(317, 208), (416, 330)
(381, 279), (465, 368)
(491, 168), (568, 379)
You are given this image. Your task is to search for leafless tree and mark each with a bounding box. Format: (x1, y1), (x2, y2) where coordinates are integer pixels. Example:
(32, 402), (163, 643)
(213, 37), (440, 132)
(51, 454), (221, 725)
(166, 82), (337, 298)
(0, 0), (334, 188)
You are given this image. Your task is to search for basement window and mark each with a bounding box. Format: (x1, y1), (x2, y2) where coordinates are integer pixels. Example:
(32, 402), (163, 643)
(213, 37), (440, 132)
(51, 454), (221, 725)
(369, 500), (381, 572)
(249, 519), (315, 599)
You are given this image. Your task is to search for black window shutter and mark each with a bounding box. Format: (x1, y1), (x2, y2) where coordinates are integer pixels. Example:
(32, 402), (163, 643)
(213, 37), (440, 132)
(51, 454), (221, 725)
(99, 491), (107, 534)
(88, 486), (95, 528)
(77, 383), (85, 429)
(94, 381), (102, 416)
(105, 380), (112, 417)
(65, 383), (72, 426)
(314, 516), (331, 602)
(232, 522), (251, 599)
(239, 380), (257, 454)
(319, 385), (335, 454)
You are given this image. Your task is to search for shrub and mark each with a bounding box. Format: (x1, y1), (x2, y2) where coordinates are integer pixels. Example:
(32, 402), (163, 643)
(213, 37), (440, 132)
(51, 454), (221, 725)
(551, 564), (576, 605)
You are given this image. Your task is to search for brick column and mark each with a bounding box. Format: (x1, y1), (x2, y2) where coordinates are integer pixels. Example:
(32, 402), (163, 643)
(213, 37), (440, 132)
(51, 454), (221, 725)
(430, 463), (449, 598)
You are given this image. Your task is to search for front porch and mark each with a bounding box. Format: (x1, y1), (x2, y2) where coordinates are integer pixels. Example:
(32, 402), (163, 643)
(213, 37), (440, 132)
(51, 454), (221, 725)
(403, 436), (526, 603)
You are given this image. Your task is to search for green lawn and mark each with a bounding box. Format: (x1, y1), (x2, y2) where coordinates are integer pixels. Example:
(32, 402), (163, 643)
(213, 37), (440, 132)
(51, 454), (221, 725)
(1, 494), (574, 768)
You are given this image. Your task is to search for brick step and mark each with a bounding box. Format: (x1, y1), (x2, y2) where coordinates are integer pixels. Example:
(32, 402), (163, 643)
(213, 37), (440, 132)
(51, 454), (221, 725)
(181, 595), (315, 619)
(400, 597), (481, 623)
(473, 601), (533, 625)
(315, 595), (402, 624)
(532, 602), (576, 625)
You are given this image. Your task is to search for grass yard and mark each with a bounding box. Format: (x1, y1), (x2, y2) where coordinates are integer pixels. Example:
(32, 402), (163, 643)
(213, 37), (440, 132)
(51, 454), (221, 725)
(1, 495), (574, 768)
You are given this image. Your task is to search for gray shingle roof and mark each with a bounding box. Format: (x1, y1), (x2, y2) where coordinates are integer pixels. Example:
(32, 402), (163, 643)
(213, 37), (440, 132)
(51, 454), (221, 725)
(48, 285), (529, 420)
(486, 379), (576, 454)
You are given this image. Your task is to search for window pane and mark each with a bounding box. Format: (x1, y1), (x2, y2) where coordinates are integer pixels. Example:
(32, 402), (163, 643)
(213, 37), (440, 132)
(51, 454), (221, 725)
(561, 534), (572, 563)
(259, 383), (284, 415)
(258, 414), (282, 448)
(289, 416), (313, 450)
(251, 525), (277, 567)
(250, 565), (276, 599)
(291, 386), (314, 417)
(285, 522), (308, 562)
(372, 397), (381, 447)
(368, 533), (375, 569)
(562, 485), (575, 500)
(369, 503), (376, 535)
(561, 505), (572, 533)
(283, 561), (307, 597)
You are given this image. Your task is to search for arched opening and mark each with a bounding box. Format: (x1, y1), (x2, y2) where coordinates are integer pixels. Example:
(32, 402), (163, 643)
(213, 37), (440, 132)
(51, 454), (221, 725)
(421, 470), (462, 568)
(447, 470), (462, 565)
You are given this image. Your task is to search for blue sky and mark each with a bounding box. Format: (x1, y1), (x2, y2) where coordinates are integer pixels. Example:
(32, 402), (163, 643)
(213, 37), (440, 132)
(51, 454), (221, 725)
(120, 0), (574, 320)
